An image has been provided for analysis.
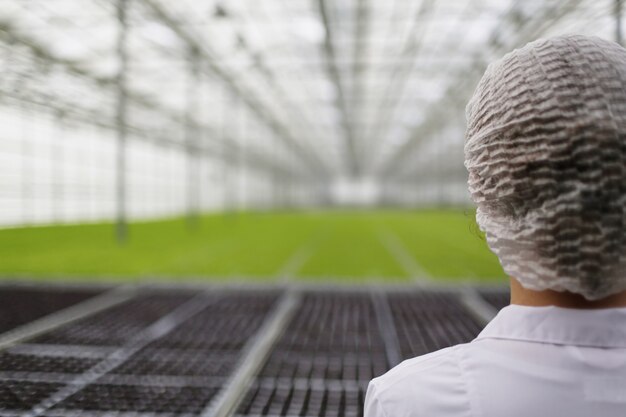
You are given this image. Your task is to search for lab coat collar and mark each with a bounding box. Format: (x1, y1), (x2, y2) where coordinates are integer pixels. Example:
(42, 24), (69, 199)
(475, 304), (626, 348)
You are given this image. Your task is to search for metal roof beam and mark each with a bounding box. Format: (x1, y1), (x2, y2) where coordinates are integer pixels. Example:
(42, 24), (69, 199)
(139, 0), (331, 180)
(376, 0), (585, 181)
(0, 22), (308, 181)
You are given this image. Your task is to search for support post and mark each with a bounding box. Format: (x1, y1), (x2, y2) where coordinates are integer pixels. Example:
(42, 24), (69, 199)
(239, 104), (248, 212)
(617, 0), (623, 45)
(115, 0), (130, 244)
(19, 101), (31, 225)
(52, 109), (65, 223)
(219, 86), (231, 214)
(185, 47), (201, 230)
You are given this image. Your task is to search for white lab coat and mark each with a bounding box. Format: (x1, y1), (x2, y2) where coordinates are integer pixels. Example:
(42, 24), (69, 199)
(365, 305), (626, 417)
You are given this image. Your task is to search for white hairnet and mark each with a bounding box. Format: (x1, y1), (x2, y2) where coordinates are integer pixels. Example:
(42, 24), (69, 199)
(465, 35), (626, 300)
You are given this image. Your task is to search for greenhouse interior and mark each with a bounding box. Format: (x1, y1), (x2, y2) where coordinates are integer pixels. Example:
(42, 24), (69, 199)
(2, 0), (621, 225)
(0, 0), (624, 416)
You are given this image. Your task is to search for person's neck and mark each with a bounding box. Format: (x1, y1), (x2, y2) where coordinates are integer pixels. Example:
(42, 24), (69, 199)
(510, 277), (626, 309)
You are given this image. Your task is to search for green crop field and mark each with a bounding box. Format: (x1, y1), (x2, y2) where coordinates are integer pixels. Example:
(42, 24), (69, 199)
(0, 210), (506, 284)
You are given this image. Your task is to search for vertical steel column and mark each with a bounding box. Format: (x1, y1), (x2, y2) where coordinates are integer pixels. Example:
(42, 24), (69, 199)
(435, 133), (444, 206)
(272, 172), (280, 210)
(115, 0), (130, 243)
(52, 109), (65, 223)
(185, 47), (201, 229)
(617, 0), (623, 45)
(232, 95), (241, 213)
(219, 85), (231, 213)
(239, 102), (248, 212)
(19, 101), (31, 225)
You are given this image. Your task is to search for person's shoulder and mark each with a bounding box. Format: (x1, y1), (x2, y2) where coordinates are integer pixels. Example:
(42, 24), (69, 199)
(366, 344), (470, 417)
(373, 343), (466, 389)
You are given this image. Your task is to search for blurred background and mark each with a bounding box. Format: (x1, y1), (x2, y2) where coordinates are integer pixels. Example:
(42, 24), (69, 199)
(0, 2), (624, 416)
(0, 0), (623, 283)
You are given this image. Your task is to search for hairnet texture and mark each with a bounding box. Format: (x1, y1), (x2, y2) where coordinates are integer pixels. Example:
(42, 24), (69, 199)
(465, 35), (626, 300)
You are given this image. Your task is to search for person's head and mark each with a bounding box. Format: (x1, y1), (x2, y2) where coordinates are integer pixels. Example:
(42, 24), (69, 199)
(465, 34), (626, 302)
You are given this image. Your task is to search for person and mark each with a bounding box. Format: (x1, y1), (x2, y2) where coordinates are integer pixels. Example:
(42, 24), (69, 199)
(364, 34), (626, 417)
